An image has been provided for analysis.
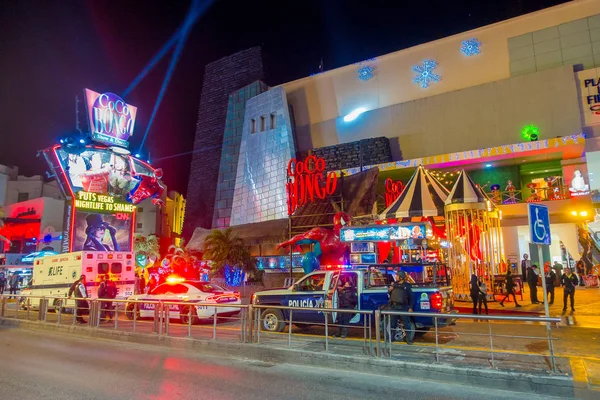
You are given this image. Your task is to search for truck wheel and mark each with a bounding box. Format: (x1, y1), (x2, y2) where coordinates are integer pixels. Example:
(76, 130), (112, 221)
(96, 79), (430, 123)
(125, 303), (140, 320)
(260, 308), (285, 332)
(53, 299), (64, 313)
(180, 306), (200, 325)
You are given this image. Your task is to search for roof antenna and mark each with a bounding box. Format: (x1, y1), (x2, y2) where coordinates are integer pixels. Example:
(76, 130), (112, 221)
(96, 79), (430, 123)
(75, 95), (82, 133)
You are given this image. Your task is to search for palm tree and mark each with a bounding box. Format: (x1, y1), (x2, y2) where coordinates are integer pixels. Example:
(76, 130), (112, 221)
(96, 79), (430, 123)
(203, 228), (256, 275)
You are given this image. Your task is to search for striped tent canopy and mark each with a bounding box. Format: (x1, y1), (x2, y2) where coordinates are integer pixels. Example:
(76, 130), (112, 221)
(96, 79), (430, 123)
(445, 170), (488, 205)
(379, 166), (449, 219)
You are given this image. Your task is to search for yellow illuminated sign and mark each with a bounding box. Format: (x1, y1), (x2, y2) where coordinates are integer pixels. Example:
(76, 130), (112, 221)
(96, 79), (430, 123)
(74, 191), (135, 213)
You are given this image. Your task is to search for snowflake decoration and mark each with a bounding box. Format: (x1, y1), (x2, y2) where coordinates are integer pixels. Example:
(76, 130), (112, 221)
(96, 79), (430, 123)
(461, 38), (481, 56)
(412, 59), (440, 88)
(357, 65), (374, 81)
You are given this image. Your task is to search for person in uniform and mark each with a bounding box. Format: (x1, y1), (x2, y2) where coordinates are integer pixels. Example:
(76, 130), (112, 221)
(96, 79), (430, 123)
(561, 267), (579, 312)
(332, 278), (357, 339)
(387, 271), (414, 344)
(68, 275), (89, 324)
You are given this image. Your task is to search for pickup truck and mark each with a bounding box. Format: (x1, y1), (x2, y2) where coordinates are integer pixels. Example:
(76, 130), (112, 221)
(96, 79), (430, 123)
(252, 268), (455, 340)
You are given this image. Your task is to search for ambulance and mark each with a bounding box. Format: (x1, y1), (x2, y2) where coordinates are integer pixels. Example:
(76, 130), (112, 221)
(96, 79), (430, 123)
(20, 251), (136, 311)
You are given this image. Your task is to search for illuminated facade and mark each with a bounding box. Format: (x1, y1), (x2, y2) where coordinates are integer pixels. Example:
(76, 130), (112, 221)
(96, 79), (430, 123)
(186, 1), (600, 272)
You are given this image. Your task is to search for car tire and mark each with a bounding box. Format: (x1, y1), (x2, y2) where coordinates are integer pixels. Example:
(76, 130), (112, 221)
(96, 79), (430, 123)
(125, 303), (140, 321)
(260, 308), (285, 332)
(180, 305), (200, 325)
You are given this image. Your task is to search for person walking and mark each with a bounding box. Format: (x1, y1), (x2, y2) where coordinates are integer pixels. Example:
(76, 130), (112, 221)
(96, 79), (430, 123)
(575, 260), (585, 287)
(561, 267), (578, 312)
(552, 261), (562, 286)
(68, 275), (89, 323)
(470, 274), (479, 315)
(8, 272), (19, 298)
(521, 254), (531, 291)
(387, 271), (414, 344)
(527, 265), (540, 304)
(545, 266), (556, 305)
(500, 270), (521, 307)
(98, 275), (117, 322)
(477, 278), (489, 315)
(332, 278), (357, 339)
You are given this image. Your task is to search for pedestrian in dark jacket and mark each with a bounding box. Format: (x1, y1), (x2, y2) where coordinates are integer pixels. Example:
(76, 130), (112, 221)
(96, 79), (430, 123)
(8, 273), (19, 298)
(333, 279), (357, 338)
(575, 260), (585, 287)
(500, 270), (521, 307)
(527, 265), (539, 304)
(561, 267), (579, 312)
(68, 275), (89, 323)
(387, 271), (414, 344)
(0, 271), (6, 295)
(470, 274), (479, 315)
(477, 278), (489, 315)
(545, 268), (556, 305)
(98, 275), (117, 322)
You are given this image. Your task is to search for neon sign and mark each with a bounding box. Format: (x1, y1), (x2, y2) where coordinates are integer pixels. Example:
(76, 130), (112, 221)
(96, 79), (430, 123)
(286, 156), (338, 215)
(384, 178), (404, 208)
(74, 191), (135, 213)
(85, 89), (137, 148)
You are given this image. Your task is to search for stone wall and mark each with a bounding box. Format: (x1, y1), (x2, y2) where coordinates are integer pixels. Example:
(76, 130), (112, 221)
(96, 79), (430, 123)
(298, 137), (391, 170)
(183, 47), (267, 238)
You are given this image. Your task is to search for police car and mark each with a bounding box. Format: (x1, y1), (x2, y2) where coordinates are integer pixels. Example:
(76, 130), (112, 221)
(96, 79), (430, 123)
(125, 279), (241, 324)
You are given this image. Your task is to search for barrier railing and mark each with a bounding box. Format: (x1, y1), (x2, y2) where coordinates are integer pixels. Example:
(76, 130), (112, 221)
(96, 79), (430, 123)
(0, 295), (563, 373)
(377, 310), (561, 372)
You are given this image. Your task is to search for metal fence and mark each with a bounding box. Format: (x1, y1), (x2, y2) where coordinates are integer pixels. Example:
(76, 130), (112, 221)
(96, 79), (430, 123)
(1, 295), (563, 374)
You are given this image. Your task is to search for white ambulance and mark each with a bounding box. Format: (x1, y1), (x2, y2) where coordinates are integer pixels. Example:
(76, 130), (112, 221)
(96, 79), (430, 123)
(20, 251), (136, 311)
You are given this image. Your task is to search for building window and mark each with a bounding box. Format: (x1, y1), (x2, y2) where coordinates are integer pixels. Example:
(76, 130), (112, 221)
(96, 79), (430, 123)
(251, 119), (256, 134)
(260, 116), (266, 132)
(17, 192), (29, 202)
(136, 223), (143, 229)
(138, 207), (143, 213)
(270, 113), (276, 129)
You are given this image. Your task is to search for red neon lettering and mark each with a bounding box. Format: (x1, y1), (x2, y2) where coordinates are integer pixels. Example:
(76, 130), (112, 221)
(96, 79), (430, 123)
(384, 178), (404, 208)
(286, 156), (338, 215)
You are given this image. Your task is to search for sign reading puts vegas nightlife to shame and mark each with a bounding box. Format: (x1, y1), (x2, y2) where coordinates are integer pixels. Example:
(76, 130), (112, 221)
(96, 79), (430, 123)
(85, 89), (138, 148)
(286, 155), (338, 215)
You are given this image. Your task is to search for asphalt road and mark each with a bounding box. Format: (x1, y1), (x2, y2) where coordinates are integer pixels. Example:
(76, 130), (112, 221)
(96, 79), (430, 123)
(0, 327), (560, 400)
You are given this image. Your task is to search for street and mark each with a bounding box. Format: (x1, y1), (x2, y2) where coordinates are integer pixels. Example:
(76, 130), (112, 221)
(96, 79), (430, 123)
(0, 327), (561, 400)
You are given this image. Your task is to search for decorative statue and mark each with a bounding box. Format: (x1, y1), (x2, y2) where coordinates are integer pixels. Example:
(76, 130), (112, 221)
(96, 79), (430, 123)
(569, 170), (589, 194)
(490, 184), (501, 204)
(504, 180), (517, 204)
(277, 212), (351, 270)
(127, 168), (165, 206)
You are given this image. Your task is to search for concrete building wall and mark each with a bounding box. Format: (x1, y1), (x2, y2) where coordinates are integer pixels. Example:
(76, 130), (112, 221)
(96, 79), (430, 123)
(294, 65), (582, 162)
(135, 199), (160, 237)
(184, 47), (268, 238)
(508, 13), (600, 76)
(281, 0), (600, 132)
(231, 87), (296, 226)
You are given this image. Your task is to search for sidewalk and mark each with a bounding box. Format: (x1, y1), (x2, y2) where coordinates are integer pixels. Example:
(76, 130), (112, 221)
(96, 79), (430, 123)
(456, 286), (600, 319)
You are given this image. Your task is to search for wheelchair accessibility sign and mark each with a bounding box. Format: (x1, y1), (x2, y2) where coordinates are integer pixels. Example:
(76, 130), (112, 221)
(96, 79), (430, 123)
(528, 204), (551, 245)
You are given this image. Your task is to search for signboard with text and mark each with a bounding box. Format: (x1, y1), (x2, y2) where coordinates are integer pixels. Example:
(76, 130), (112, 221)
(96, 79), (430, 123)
(84, 89), (137, 148)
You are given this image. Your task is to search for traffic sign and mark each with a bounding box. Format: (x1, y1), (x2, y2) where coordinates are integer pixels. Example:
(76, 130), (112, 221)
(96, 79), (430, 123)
(528, 203), (551, 245)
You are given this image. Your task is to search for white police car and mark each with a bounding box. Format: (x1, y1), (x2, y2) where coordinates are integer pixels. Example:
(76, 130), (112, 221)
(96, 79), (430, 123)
(125, 279), (241, 324)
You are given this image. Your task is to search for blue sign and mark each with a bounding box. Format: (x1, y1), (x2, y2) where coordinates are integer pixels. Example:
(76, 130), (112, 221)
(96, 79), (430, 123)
(528, 204), (551, 245)
(341, 224), (427, 242)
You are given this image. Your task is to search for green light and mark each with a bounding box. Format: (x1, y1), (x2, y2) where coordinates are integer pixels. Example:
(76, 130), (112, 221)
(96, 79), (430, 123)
(521, 124), (539, 141)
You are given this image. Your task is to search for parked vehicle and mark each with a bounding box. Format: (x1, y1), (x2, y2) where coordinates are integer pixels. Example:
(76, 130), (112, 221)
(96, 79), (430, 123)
(252, 268), (455, 339)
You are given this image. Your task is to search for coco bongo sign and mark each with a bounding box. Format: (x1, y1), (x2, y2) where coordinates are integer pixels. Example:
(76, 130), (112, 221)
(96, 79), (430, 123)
(286, 155), (338, 215)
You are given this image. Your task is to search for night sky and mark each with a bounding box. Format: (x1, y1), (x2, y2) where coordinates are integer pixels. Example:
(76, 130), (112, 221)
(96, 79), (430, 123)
(0, 0), (569, 195)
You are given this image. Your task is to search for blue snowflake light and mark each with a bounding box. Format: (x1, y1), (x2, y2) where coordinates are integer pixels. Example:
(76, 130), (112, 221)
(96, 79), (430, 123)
(412, 59), (440, 88)
(461, 38), (481, 56)
(357, 65), (374, 81)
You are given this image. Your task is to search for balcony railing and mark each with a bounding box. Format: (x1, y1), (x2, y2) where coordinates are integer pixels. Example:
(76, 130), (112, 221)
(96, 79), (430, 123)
(485, 186), (576, 205)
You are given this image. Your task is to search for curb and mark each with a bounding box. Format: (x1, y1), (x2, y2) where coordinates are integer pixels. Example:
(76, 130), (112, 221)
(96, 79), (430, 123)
(0, 317), (586, 398)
